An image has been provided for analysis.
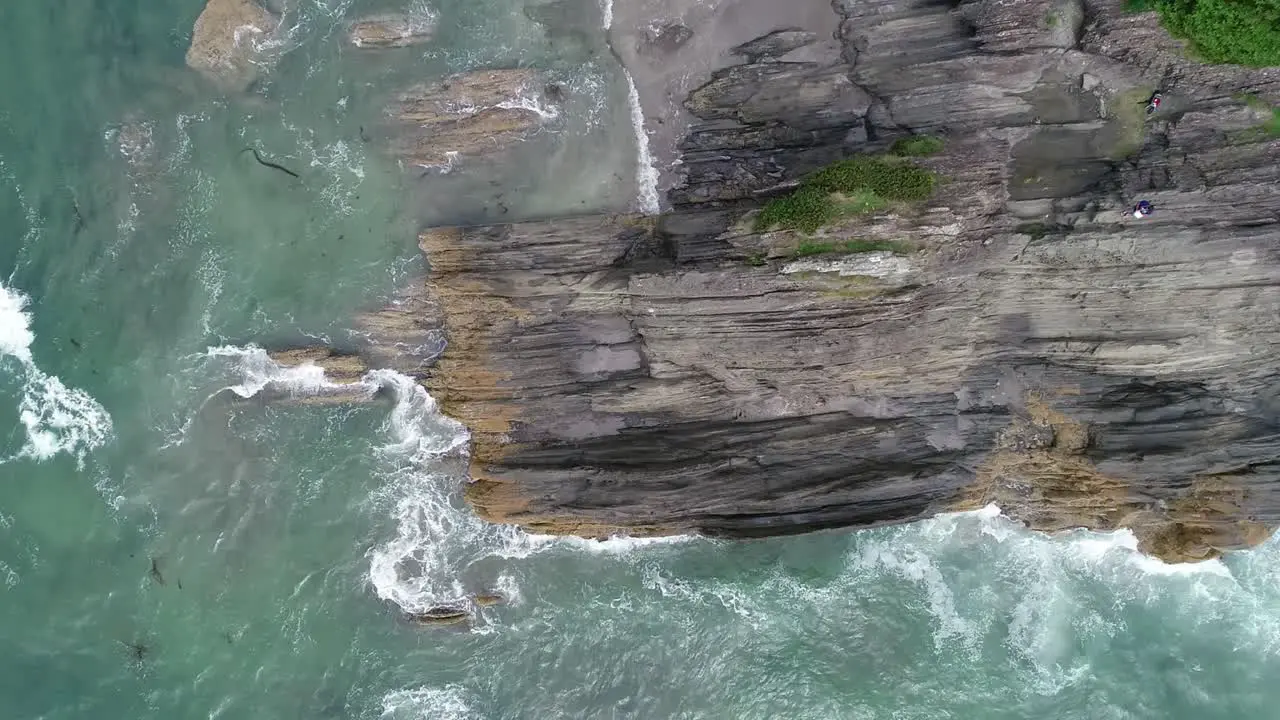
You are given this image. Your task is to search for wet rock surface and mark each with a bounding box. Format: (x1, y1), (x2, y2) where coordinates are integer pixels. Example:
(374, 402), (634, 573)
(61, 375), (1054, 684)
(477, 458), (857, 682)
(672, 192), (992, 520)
(304, 0), (1280, 562)
(383, 69), (559, 170)
(253, 348), (377, 406)
(347, 13), (437, 48)
(403, 606), (470, 626)
(185, 0), (280, 91)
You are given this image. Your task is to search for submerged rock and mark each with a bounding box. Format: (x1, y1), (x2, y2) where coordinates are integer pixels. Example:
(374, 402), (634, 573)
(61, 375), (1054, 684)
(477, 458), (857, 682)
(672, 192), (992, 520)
(404, 606), (470, 626)
(347, 13), (437, 48)
(113, 118), (157, 171)
(472, 592), (504, 607)
(185, 0), (280, 91)
(384, 69), (560, 169)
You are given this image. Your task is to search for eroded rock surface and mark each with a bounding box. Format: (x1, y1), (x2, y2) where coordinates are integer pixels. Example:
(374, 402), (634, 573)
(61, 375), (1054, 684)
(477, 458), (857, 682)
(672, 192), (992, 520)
(254, 348), (377, 406)
(384, 69), (560, 170)
(186, 0), (281, 91)
(348, 13), (437, 48)
(293, 0), (1280, 562)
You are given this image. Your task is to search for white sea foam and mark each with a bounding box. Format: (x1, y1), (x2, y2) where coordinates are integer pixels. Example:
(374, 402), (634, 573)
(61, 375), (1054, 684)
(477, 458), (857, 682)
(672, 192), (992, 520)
(517, 531), (695, 556)
(496, 93), (561, 121)
(623, 71), (661, 215)
(0, 282), (113, 466)
(203, 344), (379, 401)
(196, 250), (226, 337)
(594, 0), (659, 212)
(201, 346), (487, 611)
(0, 560), (18, 589)
(359, 368), (695, 613)
(380, 685), (476, 720)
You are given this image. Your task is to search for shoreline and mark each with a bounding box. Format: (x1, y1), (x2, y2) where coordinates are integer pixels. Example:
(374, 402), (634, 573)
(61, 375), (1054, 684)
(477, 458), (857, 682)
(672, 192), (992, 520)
(265, 0), (1280, 565)
(605, 0), (843, 207)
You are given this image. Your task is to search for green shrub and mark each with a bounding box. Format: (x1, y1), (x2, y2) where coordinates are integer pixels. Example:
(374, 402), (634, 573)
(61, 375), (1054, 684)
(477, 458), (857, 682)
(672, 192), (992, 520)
(1266, 108), (1280, 136)
(808, 157), (936, 201)
(1126, 0), (1280, 67)
(835, 188), (889, 215)
(754, 185), (834, 234)
(890, 134), (945, 157)
(1233, 94), (1280, 139)
(754, 156), (936, 233)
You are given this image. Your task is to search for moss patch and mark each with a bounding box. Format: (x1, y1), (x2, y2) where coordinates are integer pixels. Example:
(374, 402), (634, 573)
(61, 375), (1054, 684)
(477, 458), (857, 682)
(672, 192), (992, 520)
(1236, 93), (1280, 140)
(754, 186), (834, 234)
(889, 134), (945, 157)
(1105, 88), (1155, 159)
(754, 155), (938, 233)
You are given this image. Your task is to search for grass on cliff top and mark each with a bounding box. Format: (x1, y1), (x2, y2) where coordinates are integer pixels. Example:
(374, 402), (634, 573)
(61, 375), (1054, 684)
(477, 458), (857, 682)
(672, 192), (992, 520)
(754, 155), (937, 233)
(1124, 0), (1280, 67)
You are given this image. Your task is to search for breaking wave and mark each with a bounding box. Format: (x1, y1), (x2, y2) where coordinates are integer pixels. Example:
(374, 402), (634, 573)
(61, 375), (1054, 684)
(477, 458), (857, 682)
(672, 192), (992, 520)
(380, 685), (476, 720)
(0, 281), (113, 466)
(623, 71), (660, 214)
(202, 344), (697, 618)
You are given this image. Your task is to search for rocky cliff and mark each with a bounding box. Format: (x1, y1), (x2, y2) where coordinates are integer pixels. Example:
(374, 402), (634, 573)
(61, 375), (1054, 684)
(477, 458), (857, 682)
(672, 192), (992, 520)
(293, 0), (1280, 562)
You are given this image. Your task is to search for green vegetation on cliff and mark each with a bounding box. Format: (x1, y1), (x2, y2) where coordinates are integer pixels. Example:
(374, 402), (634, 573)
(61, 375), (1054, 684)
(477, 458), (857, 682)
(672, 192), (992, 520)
(889, 134), (945, 157)
(755, 155), (937, 233)
(1126, 0), (1280, 67)
(1239, 93), (1280, 139)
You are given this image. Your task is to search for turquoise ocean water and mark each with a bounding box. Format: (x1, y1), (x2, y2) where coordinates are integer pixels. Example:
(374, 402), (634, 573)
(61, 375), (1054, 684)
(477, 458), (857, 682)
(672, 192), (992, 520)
(2, 1), (1280, 718)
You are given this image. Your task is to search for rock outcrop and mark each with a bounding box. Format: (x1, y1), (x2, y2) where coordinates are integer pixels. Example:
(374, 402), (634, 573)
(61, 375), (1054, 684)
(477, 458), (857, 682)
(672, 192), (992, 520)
(383, 69), (561, 170)
(347, 13), (436, 48)
(186, 0), (280, 91)
(326, 0), (1280, 561)
(256, 348), (377, 406)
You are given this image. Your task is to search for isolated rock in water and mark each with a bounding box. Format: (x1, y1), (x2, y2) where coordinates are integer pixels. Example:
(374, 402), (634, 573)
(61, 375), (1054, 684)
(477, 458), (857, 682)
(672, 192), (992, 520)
(385, 69), (558, 169)
(348, 13), (437, 48)
(185, 0), (280, 91)
(267, 347), (368, 383)
(405, 606), (470, 626)
(254, 347), (376, 406)
(472, 592), (504, 607)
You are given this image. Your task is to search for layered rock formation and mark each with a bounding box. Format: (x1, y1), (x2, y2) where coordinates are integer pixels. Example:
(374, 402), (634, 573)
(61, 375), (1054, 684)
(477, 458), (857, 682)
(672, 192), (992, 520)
(347, 13), (437, 49)
(300, 0), (1280, 561)
(185, 0), (281, 91)
(383, 69), (562, 170)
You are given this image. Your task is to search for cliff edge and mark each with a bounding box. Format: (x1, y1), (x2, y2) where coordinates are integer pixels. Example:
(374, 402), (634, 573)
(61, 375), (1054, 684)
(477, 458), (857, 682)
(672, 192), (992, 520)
(299, 0), (1280, 562)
